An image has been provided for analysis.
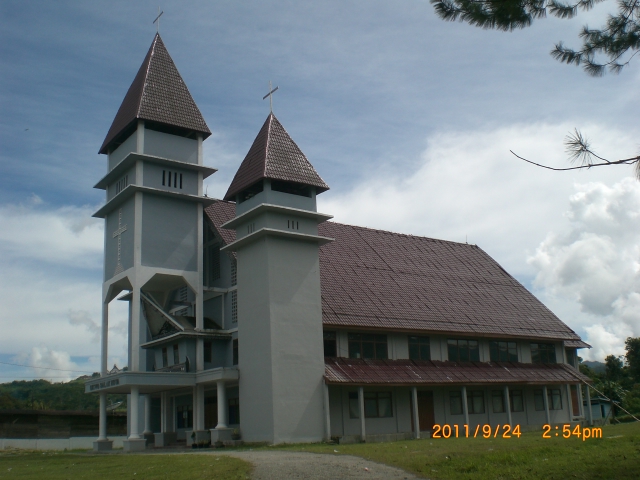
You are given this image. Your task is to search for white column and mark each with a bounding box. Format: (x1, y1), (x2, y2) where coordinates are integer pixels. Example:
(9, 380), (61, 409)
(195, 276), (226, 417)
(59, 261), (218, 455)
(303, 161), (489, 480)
(192, 387), (198, 431)
(504, 386), (512, 427)
(196, 339), (204, 372)
(543, 386), (551, 425)
(462, 386), (469, 427)
(323, 383), (331, 441)
(98, 302), (109, 442)
(196, 385), (205, 431)
(143, 395), (152, 435)
(131, 287), (141, 371)
(216, 381), (228, 429)
(585, 385), (593, 426)
(98, 392), (108, 441)
(411, 387), (420, 439)
(358, 387), (366, 442)
(101, 302), (109, 375)
(129, 386), (141, 439)
(160, 392), (166, 433)
(577, 384), (584, 418)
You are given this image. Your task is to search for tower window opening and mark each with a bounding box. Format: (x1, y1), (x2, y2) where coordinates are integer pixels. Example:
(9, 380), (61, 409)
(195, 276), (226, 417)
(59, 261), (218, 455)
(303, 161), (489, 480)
(174, 172), (178, 188)
(238, 181), (264, 203)
(271, 180), (311, 198)
(115, 175), (129, 194)
(247, 223), (255, 234)
(179, 173), (183, 189)
(287, 220), (299, 230)
(162, 170), (166, 186)
(168, 170), (172, 187)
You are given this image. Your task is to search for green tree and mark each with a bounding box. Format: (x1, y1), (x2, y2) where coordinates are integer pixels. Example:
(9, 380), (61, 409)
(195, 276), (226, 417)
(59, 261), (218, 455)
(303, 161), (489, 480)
(431, 0), (640, 76)
(625, 337), (640, 382)
(604, 354), (624, 382)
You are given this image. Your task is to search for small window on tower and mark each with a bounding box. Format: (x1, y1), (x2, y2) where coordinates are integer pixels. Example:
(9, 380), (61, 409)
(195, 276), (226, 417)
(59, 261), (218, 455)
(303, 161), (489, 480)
(287, 220), (299, 230)
(233, 339), (238, 365)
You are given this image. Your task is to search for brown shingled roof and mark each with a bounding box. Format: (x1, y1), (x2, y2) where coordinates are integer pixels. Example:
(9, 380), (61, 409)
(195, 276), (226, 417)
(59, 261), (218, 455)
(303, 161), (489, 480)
(223, 114), (329, 201)
(204, 202), (583, 342)
(324, 357), (590, 386)
(99, 34), (210, 154)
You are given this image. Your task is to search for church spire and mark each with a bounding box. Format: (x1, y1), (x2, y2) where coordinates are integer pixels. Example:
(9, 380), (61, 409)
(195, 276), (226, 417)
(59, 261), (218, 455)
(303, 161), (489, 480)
(223, 113), (329, 201)
(99, 34), (210, 154)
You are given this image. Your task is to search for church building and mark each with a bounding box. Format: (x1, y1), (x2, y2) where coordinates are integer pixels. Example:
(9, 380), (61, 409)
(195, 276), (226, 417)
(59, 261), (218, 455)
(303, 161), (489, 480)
(86, 34), (591, 451)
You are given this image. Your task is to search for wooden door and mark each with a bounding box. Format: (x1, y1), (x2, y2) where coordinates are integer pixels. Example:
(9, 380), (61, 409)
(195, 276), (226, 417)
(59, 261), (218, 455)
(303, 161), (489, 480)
(417, 391), (435, 432)
(570, 385), (580, 417)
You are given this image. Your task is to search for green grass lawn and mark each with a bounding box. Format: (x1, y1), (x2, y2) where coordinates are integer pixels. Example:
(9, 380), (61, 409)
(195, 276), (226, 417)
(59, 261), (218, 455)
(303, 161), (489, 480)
(280, 422), (640, 479)
(0, 451), (251, 480)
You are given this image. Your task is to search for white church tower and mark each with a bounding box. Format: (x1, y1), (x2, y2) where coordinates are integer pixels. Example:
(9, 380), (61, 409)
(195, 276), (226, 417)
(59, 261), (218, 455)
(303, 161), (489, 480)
(221, 113), (333, 443)
(91, 34), (216, 451)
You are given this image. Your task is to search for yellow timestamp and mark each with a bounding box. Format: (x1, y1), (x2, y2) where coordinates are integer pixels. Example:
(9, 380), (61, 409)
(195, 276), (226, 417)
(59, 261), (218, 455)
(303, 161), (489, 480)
(432, 424), (522, 439)
(542, 424), (602, 441)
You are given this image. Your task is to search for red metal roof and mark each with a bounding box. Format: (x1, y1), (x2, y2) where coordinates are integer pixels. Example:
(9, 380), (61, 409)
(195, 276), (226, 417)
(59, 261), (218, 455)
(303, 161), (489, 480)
(223, 114), (329, 201)
(204, 201), (583, 343)
(324, 357), (590, 385)
(99, 34), (210, 154)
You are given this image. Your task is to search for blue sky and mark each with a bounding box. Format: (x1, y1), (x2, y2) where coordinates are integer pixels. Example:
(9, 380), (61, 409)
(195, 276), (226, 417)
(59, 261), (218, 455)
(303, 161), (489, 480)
(1, 0), (639, 381)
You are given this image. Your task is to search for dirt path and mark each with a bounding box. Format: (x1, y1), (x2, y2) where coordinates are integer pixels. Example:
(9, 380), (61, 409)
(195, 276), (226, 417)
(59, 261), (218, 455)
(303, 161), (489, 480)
(221, 450), (420, 480)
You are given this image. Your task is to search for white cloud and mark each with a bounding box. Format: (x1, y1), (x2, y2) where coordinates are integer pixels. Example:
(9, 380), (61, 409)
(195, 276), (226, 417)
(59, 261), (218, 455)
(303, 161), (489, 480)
(12, 346), (85, 382)
(0, 198), (129, 379)
(528, 178), (640, 359)
(0, 200), (103, 268)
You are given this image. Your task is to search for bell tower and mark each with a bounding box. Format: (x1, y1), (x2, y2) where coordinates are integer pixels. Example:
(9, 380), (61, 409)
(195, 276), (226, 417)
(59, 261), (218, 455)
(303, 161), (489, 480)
(92, 34), (216, 451)
(221, 113), (333, 443)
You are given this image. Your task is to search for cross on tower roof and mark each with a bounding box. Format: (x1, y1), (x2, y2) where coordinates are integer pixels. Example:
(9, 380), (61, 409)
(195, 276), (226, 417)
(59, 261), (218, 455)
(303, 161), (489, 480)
(153, 8), (164, 34)
(263, 81), (279, 113)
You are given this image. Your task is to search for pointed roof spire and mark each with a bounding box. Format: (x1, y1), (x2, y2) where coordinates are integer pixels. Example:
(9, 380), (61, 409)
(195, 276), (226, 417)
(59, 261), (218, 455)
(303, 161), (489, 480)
(99, 34), (210, 154)
(224, 113), (329, 201)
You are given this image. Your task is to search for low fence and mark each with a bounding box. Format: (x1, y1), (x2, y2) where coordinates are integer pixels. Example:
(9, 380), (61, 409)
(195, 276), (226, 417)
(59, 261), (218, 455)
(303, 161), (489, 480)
(1, 436), (128, 451)
(0, 409), (127, 439)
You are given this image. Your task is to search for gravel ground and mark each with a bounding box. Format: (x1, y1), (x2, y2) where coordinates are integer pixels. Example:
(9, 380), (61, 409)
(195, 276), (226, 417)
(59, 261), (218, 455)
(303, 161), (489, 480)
(221, 450), (421, 480)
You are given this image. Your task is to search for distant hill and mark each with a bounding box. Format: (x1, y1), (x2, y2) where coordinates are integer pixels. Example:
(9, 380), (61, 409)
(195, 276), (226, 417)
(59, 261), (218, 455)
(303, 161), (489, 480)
(582, 361), (606, 374)
(0, 377), (125, 412)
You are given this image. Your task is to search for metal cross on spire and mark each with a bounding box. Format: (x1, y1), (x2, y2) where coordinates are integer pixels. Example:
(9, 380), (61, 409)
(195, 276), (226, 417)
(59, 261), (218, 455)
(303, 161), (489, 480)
(263, 81), (279, 113)
(153, 7), (164, 34)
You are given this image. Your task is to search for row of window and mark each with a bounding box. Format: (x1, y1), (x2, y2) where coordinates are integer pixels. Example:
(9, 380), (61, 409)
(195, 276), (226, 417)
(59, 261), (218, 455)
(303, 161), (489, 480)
(162, 170), (183, 189)
(450, 388), (562, 415)
(115, 175), (129, 194)
(161, 344), (180, 367)
(324, 332), (558, 364)
(345, 388), (563, 419)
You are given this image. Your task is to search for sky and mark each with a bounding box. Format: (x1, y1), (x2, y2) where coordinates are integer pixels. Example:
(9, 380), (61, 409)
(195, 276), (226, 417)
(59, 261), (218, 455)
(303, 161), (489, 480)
(1, 0), (639, 382)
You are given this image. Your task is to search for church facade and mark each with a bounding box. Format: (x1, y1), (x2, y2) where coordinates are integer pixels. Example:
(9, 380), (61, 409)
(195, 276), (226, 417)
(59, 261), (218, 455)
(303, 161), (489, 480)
(86, 34), (591, 451)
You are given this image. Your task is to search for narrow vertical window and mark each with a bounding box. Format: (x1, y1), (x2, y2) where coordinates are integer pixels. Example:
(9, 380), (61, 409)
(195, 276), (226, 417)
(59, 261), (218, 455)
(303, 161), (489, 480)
(168, 171), (172, 187)
(173, 344), (179, 364)
(174, 172), (177, 188)
(233, 339), (238, 365)
(162, 170), (166, 186)
(179, 173), (183, 189)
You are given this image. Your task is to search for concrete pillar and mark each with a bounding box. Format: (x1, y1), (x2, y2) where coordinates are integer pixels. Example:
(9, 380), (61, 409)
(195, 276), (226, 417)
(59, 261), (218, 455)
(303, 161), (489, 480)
(323, 383), (331, 441)
(98, 392), (108, 441)
(543, 386), (550, 425)
(585, 385), (593, 426)
(160, 392), (167, 433)
(504, 386), (512, 427)
(129, 386), (141, 439)
(411, 387), (420, 439)
(143, 395), (152, 435)
(578, 384), (584, 418)
(358, 387), (366, 442)
(192, 387), (198, 431)
(216, 381), (228, 429)
(461, 386), (469, 427)
(101, 302), (108, 375)
(196, 385), (205, 431)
